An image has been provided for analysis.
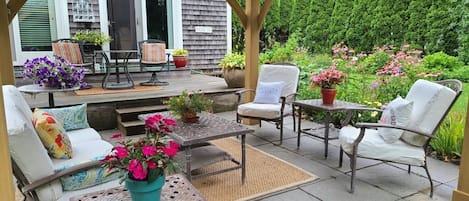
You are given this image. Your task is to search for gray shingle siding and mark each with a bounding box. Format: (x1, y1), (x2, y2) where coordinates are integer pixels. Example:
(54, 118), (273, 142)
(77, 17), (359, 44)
(182, 0), (228, 70)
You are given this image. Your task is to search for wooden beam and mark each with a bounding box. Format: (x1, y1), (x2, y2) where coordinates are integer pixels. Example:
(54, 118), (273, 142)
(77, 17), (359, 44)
(244, 0), (259, 103)
(1, 1), (15, 85)
(7, 0), (27, 23)
(0, 1), (15, 200)
(452, 101), (469, 201)
(226, 0), (247, 28)
(257, 0), (273, 30)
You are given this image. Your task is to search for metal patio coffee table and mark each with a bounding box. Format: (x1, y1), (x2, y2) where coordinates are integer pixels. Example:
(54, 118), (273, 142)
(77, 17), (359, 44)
(139, 111), (254, 184)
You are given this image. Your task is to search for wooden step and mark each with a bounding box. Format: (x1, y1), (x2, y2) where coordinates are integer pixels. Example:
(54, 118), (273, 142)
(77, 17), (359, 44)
(117, 120), (145, 136)
(116, 105), (168, 122)
(116, 105), (168, 114)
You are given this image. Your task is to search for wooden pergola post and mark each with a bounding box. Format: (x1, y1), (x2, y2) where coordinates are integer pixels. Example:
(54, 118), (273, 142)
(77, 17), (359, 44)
(0, 0), (16, 200)
(452, 101), (469, 201)
(226, 0), (272, 124)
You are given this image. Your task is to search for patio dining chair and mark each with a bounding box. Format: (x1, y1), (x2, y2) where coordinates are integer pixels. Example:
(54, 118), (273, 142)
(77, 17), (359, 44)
(236, 63), (300, 145)
(138, 39), (170, 86)
(338, 79), (462, 197)
(52, 39), (94, 74)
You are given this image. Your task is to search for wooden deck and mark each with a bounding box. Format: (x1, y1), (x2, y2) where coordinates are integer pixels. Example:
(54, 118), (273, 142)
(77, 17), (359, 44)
(18, 73), (240, 130)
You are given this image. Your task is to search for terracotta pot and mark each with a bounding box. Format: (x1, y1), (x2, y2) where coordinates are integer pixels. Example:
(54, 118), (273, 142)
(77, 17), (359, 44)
(222, 68), (245, 88)
(173, 56), (188, 68)
(181, 113), (199, 123)
(321, 88), (337, 105)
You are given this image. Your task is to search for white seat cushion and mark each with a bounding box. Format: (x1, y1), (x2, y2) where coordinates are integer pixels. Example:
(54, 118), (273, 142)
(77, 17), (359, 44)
(237, 102), (292, 119)
(339, 126), (425, 166)
(52, 140), (113, 169)
(67, 128), (102, 145)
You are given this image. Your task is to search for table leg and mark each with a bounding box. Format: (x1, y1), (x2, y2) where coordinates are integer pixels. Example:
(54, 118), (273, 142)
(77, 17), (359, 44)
(297, 106), (302, 148)
(324, 111), (331, 158)
(241, 134), (246, 184)
(48, 92), (54, 107)
(185, 147), (192, 181)
(115, 60), (120, 83)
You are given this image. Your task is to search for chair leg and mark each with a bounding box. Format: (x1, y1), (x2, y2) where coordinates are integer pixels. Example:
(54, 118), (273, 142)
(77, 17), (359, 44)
(292, 114), (296, 132)
(408, 165), (411, 174)
(236, 113), (240, 123)
(279, 119), (283, 145)
(259, 120), (262, 128)
(339, 147), (343, 168)
(423, 161), (434, 198)
(350, 151), (357, 193)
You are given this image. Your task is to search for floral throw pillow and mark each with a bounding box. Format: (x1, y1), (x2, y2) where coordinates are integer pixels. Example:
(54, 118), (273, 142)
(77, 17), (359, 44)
(42, 104), (90, 131)
(378, 96), (413, 143)
(33, 109), (73, 159)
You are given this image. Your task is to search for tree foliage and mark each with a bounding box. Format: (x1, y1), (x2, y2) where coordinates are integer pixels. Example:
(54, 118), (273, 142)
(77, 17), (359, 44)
(230, 0), (468, 63)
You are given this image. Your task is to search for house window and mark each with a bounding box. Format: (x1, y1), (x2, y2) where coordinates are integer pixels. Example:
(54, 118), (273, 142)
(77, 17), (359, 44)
(73, 0), (95, 22)
(18, 0), (56, 51)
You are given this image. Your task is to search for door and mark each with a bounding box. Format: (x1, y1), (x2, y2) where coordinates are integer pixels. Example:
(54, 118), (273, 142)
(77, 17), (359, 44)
(107, 0), (137, 50)
(146, 0), (169, 46)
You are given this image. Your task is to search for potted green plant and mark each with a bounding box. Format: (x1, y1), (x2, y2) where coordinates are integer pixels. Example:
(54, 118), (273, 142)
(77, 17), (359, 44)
(165, 90), (213, 123)
(219, 52), (245, 88)
(72, 30), (112, 53)
(172, 49), (188, 68)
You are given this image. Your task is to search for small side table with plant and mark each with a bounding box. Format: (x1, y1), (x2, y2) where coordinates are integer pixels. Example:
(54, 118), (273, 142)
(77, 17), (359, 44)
(219, 52), (245, 88)
(165, 90), (213, 123)
(172, 49), (188, 68)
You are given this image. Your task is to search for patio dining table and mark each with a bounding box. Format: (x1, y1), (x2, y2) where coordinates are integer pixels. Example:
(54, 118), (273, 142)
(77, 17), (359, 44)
(94, 50), (137, 89)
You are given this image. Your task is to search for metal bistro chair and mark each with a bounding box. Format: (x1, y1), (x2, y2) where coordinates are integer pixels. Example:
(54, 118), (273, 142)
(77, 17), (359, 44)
(338, 79), (462, 197)
(138, 39), (170, 86)
(236, 63), (300, 145)
(52, 39), (94, 74)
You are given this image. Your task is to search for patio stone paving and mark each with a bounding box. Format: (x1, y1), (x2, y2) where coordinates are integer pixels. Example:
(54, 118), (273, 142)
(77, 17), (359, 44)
(100, 111), (459, 201)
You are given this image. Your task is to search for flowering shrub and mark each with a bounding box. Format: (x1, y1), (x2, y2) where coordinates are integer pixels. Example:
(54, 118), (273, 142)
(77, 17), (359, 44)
(22, 56), (87, 88)
(102, 114), (180, 182)
(310, 66), (346, 89)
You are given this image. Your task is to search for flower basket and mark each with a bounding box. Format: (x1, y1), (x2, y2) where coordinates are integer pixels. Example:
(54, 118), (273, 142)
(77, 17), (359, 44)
(22, 56), (87, 89)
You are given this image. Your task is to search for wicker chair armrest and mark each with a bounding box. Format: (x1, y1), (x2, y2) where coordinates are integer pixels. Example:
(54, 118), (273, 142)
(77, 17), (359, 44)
(22, 161), (102, 193)
(355, 122), (435, 138)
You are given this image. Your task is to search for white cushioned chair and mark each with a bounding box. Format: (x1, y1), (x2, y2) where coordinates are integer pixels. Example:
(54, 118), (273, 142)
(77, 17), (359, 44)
(236, 64), (300, 145)
(3, 85), (120, 201)
(338, 79), (462, 197)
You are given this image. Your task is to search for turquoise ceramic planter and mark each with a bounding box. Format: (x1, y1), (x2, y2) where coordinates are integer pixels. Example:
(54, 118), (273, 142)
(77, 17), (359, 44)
(125, 175), (165, 201)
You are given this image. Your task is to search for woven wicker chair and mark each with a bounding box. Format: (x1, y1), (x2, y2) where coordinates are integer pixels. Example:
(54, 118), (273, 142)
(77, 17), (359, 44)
(338, 79), (462, 197)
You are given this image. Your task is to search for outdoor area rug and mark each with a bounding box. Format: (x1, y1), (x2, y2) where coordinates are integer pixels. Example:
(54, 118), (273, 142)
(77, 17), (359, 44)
(191, 137), (318, 201)
(74, 85), (162, 96)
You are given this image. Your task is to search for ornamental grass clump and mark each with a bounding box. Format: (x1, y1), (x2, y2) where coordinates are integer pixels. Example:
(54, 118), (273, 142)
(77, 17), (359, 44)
(22, 56), (87, 88)
(310, 66), (346, 89)
(101, 114), (180, 182)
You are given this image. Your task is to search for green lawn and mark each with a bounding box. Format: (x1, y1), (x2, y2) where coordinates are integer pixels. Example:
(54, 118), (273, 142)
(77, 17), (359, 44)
(452, 83), (469, 113)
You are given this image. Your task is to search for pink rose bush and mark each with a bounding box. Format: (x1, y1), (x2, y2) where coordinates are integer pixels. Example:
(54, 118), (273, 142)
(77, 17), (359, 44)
(102, 114), (180, 182)
(310, 66), (347, 89)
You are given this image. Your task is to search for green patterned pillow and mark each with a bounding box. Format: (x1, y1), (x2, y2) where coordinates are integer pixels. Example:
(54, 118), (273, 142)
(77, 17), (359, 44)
(42, 104), (90, 131)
